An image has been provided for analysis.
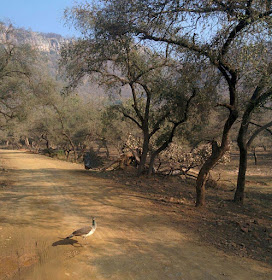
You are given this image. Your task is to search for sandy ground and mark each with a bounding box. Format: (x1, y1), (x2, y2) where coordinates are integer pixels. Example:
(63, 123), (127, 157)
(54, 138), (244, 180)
(0, 149), (271, 280)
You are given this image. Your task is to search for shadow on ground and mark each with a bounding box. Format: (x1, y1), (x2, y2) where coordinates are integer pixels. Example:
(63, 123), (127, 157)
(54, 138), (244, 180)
(52, 238), (81, 247)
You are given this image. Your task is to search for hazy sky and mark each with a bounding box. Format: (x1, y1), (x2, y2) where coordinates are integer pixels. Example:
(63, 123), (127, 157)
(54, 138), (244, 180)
(0, 0), (83, 37)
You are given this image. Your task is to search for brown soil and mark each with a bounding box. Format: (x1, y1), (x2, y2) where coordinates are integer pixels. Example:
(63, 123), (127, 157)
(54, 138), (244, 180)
(0, 149), (271, 280)
(101, 167), (272, 265)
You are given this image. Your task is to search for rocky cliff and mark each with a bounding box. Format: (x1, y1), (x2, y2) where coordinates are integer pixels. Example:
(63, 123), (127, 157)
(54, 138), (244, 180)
(12, 27), (69, 53)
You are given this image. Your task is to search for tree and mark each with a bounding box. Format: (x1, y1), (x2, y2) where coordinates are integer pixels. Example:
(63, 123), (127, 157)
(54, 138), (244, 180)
(28, 81), (100, 159)
(60, 14), (204, 175)
(100, 104), (139, 155)
(79, 0), (272, 206)
(234, 64), (272, 203)
(0, 23), (36, 125)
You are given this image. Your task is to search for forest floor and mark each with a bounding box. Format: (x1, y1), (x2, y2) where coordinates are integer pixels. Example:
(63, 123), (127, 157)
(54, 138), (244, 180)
(0, 149), (271, 280)
(96, 150), (272, 266)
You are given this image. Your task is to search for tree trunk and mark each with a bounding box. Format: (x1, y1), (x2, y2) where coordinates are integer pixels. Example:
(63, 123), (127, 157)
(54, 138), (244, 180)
(234, 91), (272, 204)
(25, 137), (30, 147)
(234, 146), (247, 204)
(137, 130), (149, 175)
(104, 141), (110, 158)
(147, 120), (187, 176)
(63, 132), (77, 161)
(253, 147), (258, 165)
(195, 141), (224, 207)
(234, 117), (248, 204)
(148, 153), (156, 175)
(41, 134), (50, 149)
(97, 138), (110, 158)
(65, 150), (70, 160)
(196, 167), (208, 207)
(196, 102), (238, 207)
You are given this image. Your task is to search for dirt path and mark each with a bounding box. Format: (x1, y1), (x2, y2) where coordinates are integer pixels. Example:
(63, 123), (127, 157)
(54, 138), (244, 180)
(0, 149), (271, 280)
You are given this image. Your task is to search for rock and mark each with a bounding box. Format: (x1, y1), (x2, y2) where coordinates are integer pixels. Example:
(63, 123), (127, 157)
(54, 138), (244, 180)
(241, 227), (249, 233)
(252, 232), (260, 239)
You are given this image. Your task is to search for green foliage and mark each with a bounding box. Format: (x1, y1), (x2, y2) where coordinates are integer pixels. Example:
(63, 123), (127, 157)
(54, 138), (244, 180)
(61, 1), (230, 172)
(0, 23), (37, 125)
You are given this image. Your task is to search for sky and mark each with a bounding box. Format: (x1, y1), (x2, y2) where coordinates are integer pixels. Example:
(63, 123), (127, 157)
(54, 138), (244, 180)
(0, 0), (83, 37)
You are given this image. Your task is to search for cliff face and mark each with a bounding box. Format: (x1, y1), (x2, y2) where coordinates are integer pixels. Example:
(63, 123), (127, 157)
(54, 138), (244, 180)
(12, 27), (69, 53)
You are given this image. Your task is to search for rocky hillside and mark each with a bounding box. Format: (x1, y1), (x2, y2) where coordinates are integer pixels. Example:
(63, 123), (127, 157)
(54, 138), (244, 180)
(13, 27), (69, 53)
(1, 24), (117, 99)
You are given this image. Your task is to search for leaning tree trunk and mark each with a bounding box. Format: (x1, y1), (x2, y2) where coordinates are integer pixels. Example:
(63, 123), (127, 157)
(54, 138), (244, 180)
(196, 107), (238, 207)
(63, 132), (77, 161)
(146, 112), (193, 176)
(147, 137), (173, 176)
(147, 138), (173, 176)
(25, 137), (30, 147)
(195, 141), (225, 207)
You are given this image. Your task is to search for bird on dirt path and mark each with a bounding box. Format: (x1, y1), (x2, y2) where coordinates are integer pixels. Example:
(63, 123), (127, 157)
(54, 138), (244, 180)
(66, 217), (97, 239)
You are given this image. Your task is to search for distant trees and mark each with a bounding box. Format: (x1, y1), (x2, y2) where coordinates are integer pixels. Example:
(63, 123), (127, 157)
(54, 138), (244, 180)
(0, 23), (104, 157)
(22, 79), (103, 160)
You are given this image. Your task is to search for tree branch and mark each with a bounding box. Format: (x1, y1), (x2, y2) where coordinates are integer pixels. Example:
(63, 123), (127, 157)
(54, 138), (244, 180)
(248, 120), (272, 147)
(216, 103), (235, 111)
(132, 60), (170, 83)
(153, 89), (197, 157)
(138, 82), (152, 126)
(122, 111), (143, 129)
(139, 31), (213, 60)
(149, 110), (171, 138)
(173, 88), (197, 126)
(129, 82), (144, 124)
(249, 121), (272, 136)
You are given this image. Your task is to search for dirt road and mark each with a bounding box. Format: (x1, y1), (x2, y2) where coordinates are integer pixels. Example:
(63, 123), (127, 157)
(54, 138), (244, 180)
(0, 149), (271, 280)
